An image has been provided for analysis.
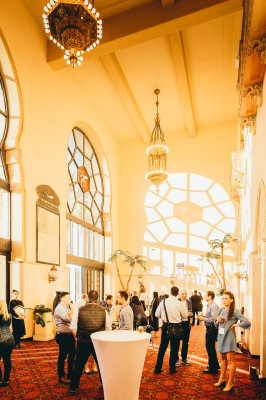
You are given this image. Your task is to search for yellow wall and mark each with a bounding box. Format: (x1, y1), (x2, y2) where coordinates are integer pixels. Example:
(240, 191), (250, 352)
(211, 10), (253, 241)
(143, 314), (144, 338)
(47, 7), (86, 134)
(0, 0), (120, 308)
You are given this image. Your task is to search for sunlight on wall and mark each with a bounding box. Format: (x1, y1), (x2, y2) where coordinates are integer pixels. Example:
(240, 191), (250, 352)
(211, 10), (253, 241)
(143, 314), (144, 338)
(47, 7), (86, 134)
(144, 173), (236, 281)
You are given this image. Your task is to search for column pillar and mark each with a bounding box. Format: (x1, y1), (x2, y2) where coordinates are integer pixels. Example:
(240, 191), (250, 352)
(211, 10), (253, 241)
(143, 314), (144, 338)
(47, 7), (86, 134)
(259, 240), (266, 378)
(247, 251), (260, 356)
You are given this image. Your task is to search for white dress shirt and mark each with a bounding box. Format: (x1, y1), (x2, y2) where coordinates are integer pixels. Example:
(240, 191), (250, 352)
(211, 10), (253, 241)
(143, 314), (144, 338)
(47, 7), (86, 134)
(155, 295), (188, 323)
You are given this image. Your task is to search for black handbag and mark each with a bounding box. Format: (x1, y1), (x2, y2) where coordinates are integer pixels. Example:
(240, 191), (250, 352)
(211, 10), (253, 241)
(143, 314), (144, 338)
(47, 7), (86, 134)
(163, 300), (184, 339)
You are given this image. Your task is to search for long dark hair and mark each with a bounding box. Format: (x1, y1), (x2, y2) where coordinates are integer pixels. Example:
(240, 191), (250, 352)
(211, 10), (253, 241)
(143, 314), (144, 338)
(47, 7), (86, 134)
(131, 295), (141, 306)
(153, 291), (159, 303)
(223, 291), (235, 319)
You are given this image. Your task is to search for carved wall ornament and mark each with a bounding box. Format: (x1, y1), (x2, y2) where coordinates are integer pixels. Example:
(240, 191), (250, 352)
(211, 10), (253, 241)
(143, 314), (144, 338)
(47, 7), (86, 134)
(248, 36), (266, 63)
(245, 83), (263, 108)
(240, 114), (257, 136)
(36, 185), (60, 213)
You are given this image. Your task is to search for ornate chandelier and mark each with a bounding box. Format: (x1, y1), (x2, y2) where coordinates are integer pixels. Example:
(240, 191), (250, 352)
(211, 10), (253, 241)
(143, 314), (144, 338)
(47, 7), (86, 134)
(145, 89), (169, 193)
(42, 0), (102, 68)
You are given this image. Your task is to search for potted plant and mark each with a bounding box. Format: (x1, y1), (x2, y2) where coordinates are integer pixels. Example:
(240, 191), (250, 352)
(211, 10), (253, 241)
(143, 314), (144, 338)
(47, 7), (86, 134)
(34, 304), (52, 327)
(33, 304), (54, 341)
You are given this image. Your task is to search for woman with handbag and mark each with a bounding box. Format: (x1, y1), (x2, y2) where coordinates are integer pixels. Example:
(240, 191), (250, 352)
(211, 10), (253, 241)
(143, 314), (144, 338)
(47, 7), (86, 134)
(0, 300), (15, 387)
(214, 291), (251, 392)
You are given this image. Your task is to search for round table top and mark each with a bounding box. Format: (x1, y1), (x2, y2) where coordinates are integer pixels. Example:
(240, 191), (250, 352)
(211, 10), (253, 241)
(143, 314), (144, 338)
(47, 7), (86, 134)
(91, 330), (151, 342)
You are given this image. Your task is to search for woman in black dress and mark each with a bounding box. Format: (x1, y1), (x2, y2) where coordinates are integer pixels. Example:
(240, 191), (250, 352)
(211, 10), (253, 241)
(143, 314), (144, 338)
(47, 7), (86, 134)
(150, 292), (159, 337)
(0, 300), (15, 386)
(130, 296), (147, 329)
(9, 290), (26, 348)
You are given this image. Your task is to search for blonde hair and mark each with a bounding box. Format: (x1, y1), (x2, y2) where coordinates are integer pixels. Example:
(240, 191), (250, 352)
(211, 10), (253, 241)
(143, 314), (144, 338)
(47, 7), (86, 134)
(0, 300), (10, 321)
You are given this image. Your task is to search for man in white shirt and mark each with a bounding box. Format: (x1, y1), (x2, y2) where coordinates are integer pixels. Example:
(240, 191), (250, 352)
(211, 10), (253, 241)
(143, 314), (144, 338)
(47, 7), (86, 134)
(178, 289), (193, 366)
(154, 286), (188, 375)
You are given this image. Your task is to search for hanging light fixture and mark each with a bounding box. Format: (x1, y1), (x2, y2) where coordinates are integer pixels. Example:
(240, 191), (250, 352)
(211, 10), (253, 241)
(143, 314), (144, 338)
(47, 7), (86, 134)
(42, 0), (102, 68)
(145, 89), (169, 193)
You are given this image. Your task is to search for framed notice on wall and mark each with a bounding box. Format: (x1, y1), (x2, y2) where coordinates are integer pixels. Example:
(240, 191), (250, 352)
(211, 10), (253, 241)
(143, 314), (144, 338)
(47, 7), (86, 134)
(36, 205), (60, 265)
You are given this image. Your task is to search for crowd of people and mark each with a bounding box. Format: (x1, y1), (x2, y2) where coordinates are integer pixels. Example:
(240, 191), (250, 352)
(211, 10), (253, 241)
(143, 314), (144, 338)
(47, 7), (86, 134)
(0, 286), (251, 394)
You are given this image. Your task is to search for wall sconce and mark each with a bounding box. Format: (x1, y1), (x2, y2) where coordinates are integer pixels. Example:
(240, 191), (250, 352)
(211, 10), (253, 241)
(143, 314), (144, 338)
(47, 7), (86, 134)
(235, 271), (248, 281)
(234, 261), (248, 281)
(170, 273), (176, 286)
(48, 265), (58, 284)
(138, 274), (143, 285)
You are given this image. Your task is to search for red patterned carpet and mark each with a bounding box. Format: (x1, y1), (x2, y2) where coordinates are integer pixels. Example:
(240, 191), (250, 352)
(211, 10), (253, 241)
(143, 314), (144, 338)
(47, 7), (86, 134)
(0, 325), (265, 400)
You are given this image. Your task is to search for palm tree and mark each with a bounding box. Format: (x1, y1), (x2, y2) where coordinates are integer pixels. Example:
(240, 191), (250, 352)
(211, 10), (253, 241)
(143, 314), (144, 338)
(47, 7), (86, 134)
(201, 233), (237, 293)
(108, 250), (147, 292)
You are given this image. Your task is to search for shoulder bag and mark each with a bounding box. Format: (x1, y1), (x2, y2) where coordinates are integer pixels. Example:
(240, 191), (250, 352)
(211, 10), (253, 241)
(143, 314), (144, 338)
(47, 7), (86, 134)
(163, 299), (183, 339)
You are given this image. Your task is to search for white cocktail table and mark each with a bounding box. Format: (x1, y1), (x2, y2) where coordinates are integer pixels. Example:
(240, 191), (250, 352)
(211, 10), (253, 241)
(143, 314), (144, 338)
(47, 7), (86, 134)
(91, 330), (151, 400)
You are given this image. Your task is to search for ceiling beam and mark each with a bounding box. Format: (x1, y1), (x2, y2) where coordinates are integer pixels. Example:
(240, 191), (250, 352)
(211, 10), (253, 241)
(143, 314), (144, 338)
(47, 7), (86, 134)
(169, 31), (196, 137)
(161, 0), (176, 8)
(48, 0), (242, 70)
(100, 53), (150, 144)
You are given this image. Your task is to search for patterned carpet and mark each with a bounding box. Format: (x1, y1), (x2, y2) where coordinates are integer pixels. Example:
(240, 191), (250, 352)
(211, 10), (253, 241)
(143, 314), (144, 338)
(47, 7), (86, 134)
(0, 325), (265, 400)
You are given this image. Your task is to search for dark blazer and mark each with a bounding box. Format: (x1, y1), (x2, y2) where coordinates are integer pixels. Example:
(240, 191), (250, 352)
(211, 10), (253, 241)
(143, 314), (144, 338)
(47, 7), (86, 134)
(190, 294), (201, 310)
(178, 298), (192, 327)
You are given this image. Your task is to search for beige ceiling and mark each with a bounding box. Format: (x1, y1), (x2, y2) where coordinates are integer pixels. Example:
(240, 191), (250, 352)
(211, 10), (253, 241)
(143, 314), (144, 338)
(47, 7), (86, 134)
(20, 0), (243, 143)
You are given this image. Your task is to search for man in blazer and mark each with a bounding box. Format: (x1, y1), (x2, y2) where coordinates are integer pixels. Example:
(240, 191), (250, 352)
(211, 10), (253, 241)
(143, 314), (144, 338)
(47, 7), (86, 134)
(190, 290), (201, 325)
(178, 289), (193, 366)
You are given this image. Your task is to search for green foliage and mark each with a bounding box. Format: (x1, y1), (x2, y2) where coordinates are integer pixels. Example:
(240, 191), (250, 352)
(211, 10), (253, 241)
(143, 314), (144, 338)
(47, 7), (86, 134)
(217, 287), (225, 297)
(34, 304), (52, 327)
(202, 233), (237, 291)
(108, 250), (147, 291)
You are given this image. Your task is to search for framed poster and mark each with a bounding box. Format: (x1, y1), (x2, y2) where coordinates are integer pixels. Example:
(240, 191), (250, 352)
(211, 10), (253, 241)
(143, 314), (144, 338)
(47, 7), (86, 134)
(36, 205), (60, 265)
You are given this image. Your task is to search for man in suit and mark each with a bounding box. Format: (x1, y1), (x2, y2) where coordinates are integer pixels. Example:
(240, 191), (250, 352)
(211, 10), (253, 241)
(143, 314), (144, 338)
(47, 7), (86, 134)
(178, 289), (193, 365)
(190, 290), (201, 325)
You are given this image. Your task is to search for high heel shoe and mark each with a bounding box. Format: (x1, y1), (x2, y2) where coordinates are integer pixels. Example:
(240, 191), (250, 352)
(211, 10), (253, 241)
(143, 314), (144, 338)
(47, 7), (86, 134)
(214, 379), (226, 387)
(223, 384), (234, 392)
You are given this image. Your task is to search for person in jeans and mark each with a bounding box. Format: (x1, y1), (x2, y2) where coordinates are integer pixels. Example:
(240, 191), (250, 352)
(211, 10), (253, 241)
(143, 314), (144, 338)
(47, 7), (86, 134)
(118, 291), (133, 330)
(198, 291), (220, 373)
(54, 292), (75, 384)
(0, 300), (15, 386)
(154, 287), (188, 374)
(70, 290), (111, 394)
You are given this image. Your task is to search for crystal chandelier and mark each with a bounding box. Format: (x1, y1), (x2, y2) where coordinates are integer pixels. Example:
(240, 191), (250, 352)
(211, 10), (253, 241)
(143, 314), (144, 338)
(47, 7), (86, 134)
(145, 89), (169, 193)
(42, 0), (102, 68)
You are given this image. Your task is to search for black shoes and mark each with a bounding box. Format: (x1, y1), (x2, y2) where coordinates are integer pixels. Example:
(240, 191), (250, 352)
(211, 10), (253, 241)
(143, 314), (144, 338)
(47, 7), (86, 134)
(154, 368), (162, 374)
(170, 368), (177, 375)
(0, 381), (9, 387)
(59, 377), (71, 384)
(203, 368), (219, 374)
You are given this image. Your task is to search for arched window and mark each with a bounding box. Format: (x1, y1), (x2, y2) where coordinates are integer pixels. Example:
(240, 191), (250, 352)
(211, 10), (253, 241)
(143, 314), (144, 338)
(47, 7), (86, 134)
(143, 173), (236, 289)
(0, 69), (10, 301)
(66, 127), (105, 301)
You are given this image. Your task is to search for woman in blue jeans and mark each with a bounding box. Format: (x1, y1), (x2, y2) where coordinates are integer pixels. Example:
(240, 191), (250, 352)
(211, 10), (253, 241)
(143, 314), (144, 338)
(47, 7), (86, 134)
(0, 300), (15, 387)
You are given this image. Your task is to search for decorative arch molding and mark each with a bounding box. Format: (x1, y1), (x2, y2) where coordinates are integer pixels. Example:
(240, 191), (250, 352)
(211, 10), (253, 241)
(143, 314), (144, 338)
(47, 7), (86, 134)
(254, 179), (266, 257)
(0, 28), (24, 191)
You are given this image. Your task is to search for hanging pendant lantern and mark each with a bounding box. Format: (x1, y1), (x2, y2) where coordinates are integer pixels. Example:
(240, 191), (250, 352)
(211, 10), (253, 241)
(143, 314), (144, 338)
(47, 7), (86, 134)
(145, 89), (169, 193)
